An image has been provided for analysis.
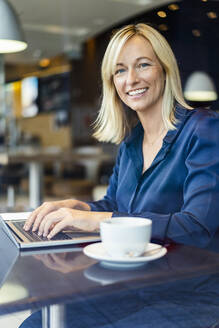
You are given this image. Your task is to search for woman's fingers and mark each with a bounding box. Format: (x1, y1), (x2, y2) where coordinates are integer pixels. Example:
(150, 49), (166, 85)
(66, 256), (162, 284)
(24, 202), (58, 232)
(23, 206), (43, 231)
(39, 210), (64, 237)
(23, 199), (91, 232)
(32, 206), (57, 232)
(47, 217), (71, 239)
(25, 207), (104, 239)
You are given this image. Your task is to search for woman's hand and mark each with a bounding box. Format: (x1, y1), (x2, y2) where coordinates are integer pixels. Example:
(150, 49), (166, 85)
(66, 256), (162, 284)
(26, 207), (112, 239)
(34, 252), (96, 273)
(24, 199), (90, 232)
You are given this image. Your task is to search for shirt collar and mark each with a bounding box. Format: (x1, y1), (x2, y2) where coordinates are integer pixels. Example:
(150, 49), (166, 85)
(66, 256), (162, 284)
(164, 105), (195, 144)
(124, 105), (195, 146)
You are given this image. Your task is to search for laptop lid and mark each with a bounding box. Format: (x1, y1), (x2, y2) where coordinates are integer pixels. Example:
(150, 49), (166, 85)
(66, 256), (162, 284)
(0, 227), (19, 288)
(0, 215), (100, 249)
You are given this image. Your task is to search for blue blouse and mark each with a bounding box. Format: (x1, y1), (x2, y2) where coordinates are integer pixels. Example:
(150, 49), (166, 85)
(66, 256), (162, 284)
(88, 106), (219, 247)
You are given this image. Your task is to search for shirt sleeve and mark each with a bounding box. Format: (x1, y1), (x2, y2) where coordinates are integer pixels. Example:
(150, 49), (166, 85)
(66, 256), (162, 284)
(113, 113), (219, 247)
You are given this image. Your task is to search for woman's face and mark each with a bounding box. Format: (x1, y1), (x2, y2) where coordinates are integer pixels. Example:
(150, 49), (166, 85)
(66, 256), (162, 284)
(113, 35), (165, 115)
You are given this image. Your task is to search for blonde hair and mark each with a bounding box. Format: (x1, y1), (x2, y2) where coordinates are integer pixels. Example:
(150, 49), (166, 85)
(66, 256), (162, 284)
(93, 23), (191, 144)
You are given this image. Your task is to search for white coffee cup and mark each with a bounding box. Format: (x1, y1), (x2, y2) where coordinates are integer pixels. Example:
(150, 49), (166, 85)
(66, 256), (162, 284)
(100, 217), (152, 258)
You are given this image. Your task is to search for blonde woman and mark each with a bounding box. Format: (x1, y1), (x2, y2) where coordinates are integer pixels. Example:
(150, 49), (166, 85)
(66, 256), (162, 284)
(24, 23), (219, 247)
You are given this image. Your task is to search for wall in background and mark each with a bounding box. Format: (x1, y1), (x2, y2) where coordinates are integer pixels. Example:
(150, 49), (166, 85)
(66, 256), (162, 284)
(17, 113), (71, 149)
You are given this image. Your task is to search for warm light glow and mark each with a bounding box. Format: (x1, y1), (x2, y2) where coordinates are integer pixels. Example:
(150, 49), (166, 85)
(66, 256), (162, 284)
(12, 81), (21, 92)
(184, 91), (218, 101)
(207, 12), (217, 19)
(13, 81), (22, 118)
(0, 40), (27, 53)
(158, 24), (168, 31)
(168, 4), (179, 11)
(201, 0), (208, 2)
(157, 11), (167, 18)
(192, 29), (201, 37)
(39, 58), (51, 68)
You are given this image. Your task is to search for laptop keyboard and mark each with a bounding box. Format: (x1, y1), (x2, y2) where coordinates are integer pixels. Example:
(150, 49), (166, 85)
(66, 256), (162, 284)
(13, 221), (72, 241)
(12, 220), (98, 242)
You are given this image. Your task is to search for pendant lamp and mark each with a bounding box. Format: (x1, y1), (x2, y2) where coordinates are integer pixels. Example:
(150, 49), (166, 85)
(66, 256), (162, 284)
(0, 0), (27, 53)
(184, 71), (218, 102)
(0, 0), (27, 147)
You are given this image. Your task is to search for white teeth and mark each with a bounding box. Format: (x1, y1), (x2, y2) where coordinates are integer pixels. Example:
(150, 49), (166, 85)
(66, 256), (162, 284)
(128, 88), (147, 96)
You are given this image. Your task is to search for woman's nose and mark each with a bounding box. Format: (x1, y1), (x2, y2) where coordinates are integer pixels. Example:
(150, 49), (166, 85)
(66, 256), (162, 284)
(126, 68), (139, 85)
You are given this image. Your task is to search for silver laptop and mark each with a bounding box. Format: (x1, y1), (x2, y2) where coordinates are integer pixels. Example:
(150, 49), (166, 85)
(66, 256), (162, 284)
(0, 226), (19, 287)
(0, 215), (100, 249)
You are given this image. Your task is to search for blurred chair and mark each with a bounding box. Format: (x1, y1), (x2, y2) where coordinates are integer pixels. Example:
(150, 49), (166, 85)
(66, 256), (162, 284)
(0, 164), (26, 208)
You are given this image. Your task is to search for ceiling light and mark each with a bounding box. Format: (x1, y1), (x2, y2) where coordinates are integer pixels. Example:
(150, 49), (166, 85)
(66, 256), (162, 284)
(24, 23), (89, 37)
(39, 58), (51, 68)
(135, 0), (153, 4)
(168, 4), (179, 10)
(184, 71), (218, 101)
(112, 0), (153, 5)
(158, 24), (168, 31)
(0, 0), (27, 53)
(192, 29), (201, 37)
(157, 11), (167, 18)
(46, 25), (89, 37)
(207, 11), (217, 19)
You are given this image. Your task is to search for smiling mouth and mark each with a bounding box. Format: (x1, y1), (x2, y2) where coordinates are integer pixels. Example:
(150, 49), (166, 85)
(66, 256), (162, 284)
(127, 88), (148, 96)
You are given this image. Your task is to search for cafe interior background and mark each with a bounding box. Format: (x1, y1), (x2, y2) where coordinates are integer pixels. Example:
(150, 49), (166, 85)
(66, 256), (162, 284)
(0, 0), (219, 210)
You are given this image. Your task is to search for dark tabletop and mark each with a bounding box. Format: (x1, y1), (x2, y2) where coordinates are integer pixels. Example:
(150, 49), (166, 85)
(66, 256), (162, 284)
(1, 229), (219, 327)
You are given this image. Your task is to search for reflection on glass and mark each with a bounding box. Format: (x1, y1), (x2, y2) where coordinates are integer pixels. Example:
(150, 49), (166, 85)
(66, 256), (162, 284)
(33, 251), (96, 273)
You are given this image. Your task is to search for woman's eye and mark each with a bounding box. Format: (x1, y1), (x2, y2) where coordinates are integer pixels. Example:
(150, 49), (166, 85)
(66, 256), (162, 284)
(138, 63), (149, 69)
(114, 68), (126, 75)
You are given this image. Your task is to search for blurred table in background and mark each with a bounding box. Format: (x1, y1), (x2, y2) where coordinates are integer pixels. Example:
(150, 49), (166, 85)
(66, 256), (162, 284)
(0, 146), (111, 209)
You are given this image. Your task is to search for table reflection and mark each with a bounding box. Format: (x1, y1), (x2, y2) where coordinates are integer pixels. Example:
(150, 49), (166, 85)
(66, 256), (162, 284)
(1, 232), (219, 327)
(33, 251), (96, 273)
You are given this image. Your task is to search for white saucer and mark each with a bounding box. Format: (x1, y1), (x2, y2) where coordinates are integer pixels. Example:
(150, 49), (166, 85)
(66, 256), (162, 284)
(83, 242), (167, 268)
